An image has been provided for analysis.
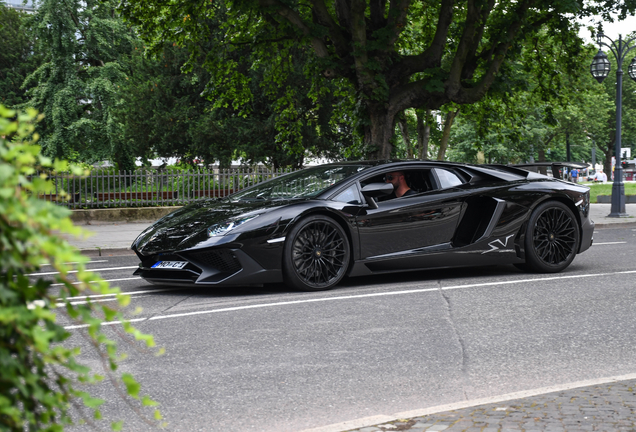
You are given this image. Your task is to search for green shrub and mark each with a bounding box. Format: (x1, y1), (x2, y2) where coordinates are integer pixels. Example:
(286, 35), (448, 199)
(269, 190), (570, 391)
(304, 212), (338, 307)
(0, 105), (161, 431)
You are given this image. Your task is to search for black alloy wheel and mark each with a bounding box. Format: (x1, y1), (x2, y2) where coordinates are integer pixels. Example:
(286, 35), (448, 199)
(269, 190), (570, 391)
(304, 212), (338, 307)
(523, 201), (580, 273)
(283, 215), (350, 291)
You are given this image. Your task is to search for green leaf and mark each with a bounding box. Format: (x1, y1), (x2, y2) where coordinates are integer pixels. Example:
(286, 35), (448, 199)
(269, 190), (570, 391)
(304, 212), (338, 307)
(0, 102), (160, 430)
(121, 373), (141, 399)
(142, 395), (159, 406)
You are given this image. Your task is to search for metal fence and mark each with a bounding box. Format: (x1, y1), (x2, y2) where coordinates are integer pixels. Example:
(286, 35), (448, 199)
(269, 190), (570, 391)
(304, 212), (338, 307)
(36, 167), (298, 209)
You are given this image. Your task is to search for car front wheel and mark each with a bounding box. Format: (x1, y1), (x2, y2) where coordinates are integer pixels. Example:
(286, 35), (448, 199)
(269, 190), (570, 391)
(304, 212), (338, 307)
(523, 201), (580, 273)
(283, 215), (350, 291)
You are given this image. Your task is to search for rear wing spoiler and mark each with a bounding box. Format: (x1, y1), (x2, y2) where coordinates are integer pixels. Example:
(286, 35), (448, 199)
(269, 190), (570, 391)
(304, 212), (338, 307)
(511, 162), (589, 172)
(459, 162), (589, 183)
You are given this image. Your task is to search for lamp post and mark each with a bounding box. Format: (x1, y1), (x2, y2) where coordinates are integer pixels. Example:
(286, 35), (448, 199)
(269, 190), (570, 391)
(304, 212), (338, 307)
(590, 26), (636, 217)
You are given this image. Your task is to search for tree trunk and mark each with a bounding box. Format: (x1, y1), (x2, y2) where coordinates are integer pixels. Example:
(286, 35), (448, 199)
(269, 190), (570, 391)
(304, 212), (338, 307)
(605, 140), (614, 180)
(602, 130), (616, 179)
(367, 105), (397, 159)
(436, 108), (460, 161)
(540, 133), (556, 177)
(537, 148), (547, 176)
(397, 113), (412, 158)
(416, 109), (431, 160)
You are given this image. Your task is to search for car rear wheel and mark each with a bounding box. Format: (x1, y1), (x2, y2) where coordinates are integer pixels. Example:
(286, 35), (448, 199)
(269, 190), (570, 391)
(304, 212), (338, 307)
(283, 215), (350, 291)
(523, 201), (580, 273)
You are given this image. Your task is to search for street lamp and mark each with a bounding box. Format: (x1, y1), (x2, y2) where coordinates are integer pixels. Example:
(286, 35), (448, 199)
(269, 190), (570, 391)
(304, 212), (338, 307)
(590, 26), (636, 217)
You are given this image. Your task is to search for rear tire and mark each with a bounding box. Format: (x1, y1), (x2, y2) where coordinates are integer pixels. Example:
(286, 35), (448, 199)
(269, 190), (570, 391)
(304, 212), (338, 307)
(283, 215), (350, 291)
(523, 201), (580, 273)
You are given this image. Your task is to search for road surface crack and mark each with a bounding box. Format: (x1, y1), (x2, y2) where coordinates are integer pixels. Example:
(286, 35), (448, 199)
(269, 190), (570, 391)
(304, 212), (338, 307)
(145, 294), (193, 321)
(438, 280), (471, 400)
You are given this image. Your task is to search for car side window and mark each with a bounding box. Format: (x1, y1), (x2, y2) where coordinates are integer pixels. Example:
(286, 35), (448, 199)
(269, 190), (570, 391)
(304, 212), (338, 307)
(359, 169), (435, 196)
(332, 184), (362, 204)
(433, 168), (464, 189)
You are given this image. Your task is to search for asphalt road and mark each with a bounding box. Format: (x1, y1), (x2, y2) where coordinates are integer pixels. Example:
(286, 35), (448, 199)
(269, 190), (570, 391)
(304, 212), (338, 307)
(41, 226), (636, 432)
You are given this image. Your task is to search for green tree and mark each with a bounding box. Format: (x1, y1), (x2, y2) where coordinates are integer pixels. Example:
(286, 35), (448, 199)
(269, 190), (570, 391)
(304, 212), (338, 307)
(446, 28), (614, 167)
(0, 105), (161, 431)
(117, 36), (356, 168)
(0, 4), (43, 108)
(593, 47), (636, 176)
(23, 0), (135, 168)
(119, 0), (635, 160)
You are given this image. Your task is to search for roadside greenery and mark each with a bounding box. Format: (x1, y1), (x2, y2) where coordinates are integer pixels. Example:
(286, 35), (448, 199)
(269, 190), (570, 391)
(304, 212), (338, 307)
(119, 0), (636, 160)
(0, 105), (161, 430)
(0, 4), (43, 108)
(115, 40), (356, 168)
(10, 0), (636, 169)
(584, 182), (636, 203)
(446, 28), (616, 167)
(23, 0), (135, 168)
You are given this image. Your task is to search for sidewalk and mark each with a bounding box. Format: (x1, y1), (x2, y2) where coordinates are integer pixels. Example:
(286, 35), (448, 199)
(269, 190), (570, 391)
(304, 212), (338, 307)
(65, 203), (636, 256)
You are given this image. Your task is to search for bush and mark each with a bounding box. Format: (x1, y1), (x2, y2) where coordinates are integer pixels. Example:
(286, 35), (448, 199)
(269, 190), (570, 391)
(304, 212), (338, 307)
(0, 105), (161, 431)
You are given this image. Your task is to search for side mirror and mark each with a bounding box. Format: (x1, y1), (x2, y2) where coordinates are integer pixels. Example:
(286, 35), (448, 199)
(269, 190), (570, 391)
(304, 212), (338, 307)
(361, 182), (394, 209)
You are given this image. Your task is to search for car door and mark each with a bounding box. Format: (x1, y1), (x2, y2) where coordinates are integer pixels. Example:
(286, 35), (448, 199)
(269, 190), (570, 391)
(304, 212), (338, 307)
(355, 167), (468, 268)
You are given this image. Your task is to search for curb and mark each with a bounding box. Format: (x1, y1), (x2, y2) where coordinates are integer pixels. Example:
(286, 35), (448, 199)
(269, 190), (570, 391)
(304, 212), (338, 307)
(79, 248), (136, 257)
(70, 206), (178, 225)
(594, 221), (636, 229)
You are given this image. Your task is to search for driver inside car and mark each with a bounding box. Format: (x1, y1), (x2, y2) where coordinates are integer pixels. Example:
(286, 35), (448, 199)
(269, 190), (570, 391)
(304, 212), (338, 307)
(381, 171), (417, 200)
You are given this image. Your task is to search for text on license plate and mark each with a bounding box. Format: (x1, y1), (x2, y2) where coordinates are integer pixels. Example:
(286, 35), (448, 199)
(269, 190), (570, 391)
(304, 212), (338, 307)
(152, 261), (188, 269)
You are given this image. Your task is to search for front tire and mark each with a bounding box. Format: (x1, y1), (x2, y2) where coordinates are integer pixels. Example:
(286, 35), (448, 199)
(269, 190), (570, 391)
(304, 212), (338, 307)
(523, 201), (580, 273)
(283, 215), (350, 291)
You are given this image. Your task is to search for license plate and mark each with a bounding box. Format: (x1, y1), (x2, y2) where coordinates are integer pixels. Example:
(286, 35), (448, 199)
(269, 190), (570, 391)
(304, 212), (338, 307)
(152, 261), (188, 269)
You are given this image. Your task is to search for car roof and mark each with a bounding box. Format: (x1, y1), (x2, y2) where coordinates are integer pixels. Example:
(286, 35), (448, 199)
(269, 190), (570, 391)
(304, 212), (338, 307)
(316, 159), (470, 169)
(318, 159), (522, 176)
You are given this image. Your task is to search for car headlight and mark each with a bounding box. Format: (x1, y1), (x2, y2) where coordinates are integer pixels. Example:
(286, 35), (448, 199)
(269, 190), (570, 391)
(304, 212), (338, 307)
(207, 215), (259, 237)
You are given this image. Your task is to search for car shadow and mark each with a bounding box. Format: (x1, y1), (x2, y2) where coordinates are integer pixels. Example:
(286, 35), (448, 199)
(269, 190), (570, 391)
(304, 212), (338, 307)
(132, 264), (525, 298)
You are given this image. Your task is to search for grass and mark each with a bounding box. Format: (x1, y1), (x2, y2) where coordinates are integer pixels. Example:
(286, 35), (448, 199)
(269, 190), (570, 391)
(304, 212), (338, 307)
(579, 181), (636, 203)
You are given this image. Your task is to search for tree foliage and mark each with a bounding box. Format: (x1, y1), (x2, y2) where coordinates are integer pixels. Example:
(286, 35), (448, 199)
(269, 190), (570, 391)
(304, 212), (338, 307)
(115, 40), (357, 168)
(0, 5), (43, 108)
(118, 0), (636, 159)
(594, 50), (636, 175)
(446, 28), (616, 167)
(23, 0), (135, 168)
(0, 105), (161, 431)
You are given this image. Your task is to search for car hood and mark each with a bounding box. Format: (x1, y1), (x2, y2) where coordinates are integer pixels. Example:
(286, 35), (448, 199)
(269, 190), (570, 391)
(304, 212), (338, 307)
(133, 198), (294, 255)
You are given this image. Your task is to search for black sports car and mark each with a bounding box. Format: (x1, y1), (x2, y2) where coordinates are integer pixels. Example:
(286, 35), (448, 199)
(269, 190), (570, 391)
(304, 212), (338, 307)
(132, 160), (594, 291)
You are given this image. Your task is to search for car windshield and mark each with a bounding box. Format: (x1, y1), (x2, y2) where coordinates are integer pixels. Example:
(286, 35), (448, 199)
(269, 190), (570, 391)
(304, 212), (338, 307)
(228, 164), (369, 202)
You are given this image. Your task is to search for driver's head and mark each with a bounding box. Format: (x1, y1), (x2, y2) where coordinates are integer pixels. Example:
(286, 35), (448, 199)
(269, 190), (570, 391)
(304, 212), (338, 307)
(384, 171), (405, 186)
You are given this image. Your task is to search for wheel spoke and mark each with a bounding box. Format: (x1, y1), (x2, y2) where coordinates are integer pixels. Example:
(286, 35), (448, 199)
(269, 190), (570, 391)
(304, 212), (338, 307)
(291, 220), (348, 288)
(533, 207), (576, 266)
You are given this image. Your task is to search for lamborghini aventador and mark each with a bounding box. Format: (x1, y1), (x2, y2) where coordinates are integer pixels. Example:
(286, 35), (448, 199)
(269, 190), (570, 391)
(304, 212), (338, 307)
(131, 160), (594, 291)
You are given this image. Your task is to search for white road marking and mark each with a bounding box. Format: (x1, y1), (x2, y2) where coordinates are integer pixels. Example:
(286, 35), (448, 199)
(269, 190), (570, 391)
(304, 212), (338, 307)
(61, 287), (178, 302)
(50, 277), (142, 287)
(40, 260), (110, 267)
(60, 295), (152, 306)
(27, 266), (138, 276)
(593, 241), (628, 245)
(63, 269), (636, 329)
